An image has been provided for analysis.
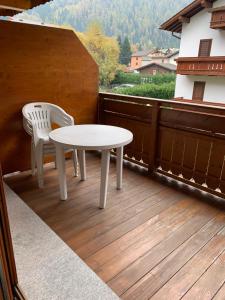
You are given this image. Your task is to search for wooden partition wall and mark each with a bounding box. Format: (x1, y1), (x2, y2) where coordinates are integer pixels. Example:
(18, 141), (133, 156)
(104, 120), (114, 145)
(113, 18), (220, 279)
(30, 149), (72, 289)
(0, 20), (99, 174)
(99, 92), (225, 199)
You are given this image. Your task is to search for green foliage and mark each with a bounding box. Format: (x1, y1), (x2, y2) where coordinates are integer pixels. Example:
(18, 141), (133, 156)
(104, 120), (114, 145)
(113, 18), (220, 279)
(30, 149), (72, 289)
(112, 72), (142, 84)
(120, 37), (132, 65)
(112, 82), (175, 99)
(18, 0), (192, 49)
(112, 72), (176, 85)
(77, 22), (121, 86)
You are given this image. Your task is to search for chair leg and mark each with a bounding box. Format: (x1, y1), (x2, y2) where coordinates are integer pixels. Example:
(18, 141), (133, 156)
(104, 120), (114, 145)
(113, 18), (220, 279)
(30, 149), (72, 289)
(35, 142), (44, 188)
(73, 148), (78, 177)
(55, 155), (57, 169)
(31, 141), (36, 176)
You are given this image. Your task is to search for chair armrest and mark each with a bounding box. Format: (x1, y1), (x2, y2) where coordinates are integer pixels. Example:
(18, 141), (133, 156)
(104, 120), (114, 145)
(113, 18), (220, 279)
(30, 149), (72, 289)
(23, 117), (45, 146)
(51, 107), (75, 127)
(23, 116), (33, 136)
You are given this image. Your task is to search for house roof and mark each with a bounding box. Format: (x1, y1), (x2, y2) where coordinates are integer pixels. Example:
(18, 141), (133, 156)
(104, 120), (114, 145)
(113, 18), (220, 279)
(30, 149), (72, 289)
(160, 0), (217, 33)
(131, 50), (151, 57)
(166, 50), (179, 58)
(136, 62), (176, 72)
(0, 0), (51, 16)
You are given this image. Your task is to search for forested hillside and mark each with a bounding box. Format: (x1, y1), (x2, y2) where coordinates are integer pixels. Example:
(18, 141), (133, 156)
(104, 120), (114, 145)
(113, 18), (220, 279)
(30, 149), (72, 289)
(18, 0), (192, 49)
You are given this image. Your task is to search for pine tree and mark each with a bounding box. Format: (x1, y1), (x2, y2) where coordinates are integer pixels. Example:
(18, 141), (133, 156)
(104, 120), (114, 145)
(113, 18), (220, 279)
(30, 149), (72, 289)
(117, 36), (123, 64)
(121, 36), (132, 66)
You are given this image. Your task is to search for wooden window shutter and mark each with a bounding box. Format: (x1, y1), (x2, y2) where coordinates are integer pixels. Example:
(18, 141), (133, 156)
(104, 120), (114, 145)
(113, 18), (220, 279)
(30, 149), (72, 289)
(198, 39), (212, 57)
(192, 81), (206, 101)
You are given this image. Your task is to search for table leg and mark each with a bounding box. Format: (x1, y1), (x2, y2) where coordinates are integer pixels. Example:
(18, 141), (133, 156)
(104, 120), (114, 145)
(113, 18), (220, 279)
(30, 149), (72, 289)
(36, 142), (44, 188)
(55, 144), (67, 200)
(100, 150), (110, 209)
(116, 147), (124, 190)
(78, 150), (86, 181)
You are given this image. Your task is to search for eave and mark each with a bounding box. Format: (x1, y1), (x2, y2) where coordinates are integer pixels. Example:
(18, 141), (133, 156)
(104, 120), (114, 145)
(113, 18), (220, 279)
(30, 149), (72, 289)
(160, 0), (217, 33)
(0, 0), (51, 16)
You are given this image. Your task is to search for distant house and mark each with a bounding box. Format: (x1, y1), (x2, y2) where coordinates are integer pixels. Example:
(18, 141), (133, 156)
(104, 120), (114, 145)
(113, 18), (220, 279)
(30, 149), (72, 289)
(130, 50), (151, 69)
(130, 49), (179, 71)
(136, 62), (176, 75)
(146, 49), (179, 65)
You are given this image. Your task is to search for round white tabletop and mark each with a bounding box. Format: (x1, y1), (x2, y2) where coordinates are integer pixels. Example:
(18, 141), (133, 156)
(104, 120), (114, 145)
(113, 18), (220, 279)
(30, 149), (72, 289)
(49, 124), (133, 150)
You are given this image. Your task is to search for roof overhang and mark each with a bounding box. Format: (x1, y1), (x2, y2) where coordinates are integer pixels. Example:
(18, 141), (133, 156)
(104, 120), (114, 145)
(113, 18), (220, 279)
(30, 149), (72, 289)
(137, 62), (176, 72)
(160, 0), (217, 33)
(0, 0), (50, 16)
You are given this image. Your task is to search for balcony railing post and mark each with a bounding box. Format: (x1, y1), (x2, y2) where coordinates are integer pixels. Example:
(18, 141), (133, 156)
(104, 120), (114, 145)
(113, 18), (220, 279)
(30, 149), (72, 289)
(148, 102), (159, 174)
(98, 93), (104, 124)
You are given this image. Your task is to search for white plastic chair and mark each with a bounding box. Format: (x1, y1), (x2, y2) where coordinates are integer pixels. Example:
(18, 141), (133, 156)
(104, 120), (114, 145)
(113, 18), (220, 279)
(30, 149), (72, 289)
(22, 102), (78, 188)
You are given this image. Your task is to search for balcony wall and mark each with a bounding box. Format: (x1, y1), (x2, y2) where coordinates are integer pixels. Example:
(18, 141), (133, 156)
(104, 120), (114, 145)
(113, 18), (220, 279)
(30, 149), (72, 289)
(0, 20), (99, 174)
(176, 57), (225, 76)
(99, 92), (225, 198)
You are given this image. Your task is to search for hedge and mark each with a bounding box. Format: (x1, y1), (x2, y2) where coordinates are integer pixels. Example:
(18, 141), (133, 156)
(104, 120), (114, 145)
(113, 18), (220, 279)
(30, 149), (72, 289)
(112, 82), (175, 99)
(111, 71), (176, 85)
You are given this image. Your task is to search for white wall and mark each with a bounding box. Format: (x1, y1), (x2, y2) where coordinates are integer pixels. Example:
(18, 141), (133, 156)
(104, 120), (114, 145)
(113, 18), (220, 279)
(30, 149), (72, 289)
(179, 0), (225, 57)
(168, 53), (179, 65)
(175, 75), (225, 104)
(176, 0), (225, 104)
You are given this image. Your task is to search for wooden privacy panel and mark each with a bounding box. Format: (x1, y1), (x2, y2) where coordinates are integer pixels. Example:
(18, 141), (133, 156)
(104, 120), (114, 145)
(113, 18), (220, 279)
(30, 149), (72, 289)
(99, 94), (152, 166)
(99, 93), (225, 198)
(0, 20), (98, 174)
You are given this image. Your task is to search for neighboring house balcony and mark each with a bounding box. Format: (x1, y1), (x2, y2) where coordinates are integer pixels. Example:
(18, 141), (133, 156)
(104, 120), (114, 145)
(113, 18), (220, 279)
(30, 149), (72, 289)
(210, 6), (225, 29)
(176, 56), (225, 76)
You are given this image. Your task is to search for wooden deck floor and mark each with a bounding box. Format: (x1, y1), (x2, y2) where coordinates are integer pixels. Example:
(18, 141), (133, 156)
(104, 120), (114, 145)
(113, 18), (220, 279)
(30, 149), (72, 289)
(5, 153), (225, 300)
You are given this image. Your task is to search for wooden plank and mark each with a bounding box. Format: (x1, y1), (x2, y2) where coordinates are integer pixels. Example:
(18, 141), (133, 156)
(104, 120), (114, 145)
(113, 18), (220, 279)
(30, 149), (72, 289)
(182, 251), (225, 299)
(69, 187), (179, 252)
(122, 213), (225, 300)
(85, 199), (197, 269)
(157, 128), (173, 172)
(108, 204), (217, 296)
(214, 283), (225, 300)
(87, 198), (198, 281)
(151, 226), (225, 300)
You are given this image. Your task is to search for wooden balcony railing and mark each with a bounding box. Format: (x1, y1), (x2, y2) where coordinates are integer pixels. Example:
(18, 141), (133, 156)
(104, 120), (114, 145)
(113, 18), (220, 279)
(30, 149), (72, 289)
(99, 92), (225, 198)
(176, 57), (225, 76)
(210, 10), (225, 29)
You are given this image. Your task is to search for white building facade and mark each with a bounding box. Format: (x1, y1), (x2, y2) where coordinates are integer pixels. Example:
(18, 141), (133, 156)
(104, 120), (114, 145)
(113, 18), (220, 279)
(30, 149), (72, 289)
(161, 0), (225, 104)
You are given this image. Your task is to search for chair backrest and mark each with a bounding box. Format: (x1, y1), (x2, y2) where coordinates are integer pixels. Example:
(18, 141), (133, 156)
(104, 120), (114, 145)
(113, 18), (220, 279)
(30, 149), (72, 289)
(22, 102), (74, 136)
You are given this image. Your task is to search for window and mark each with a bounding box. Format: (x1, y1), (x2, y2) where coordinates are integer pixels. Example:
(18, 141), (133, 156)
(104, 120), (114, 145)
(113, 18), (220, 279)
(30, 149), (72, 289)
(198, 39), (212, 57)
(153, 69), (157, 75)
(192, 81), (205, 101)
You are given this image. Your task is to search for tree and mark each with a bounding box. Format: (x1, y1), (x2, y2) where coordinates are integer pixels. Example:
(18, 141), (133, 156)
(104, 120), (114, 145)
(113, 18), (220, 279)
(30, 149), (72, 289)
(77, 22), (121, 86)
(117, 35), (123, 64)
(120, 36), (132, 66)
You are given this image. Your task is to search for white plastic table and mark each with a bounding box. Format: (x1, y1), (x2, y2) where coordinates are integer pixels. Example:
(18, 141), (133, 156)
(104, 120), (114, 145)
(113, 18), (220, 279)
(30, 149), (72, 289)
(49, 125), (133, 208)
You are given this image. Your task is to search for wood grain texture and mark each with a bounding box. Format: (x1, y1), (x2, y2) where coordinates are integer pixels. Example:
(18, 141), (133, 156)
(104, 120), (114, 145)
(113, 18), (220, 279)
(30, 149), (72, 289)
(5, 153), (225, 299)
(0, 0), (49, 10)
(0, 20), (98, 174)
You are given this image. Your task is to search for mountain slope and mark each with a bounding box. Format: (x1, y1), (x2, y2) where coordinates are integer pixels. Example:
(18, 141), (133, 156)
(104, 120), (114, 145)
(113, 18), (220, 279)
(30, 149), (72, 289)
(19, 0), (192, 48)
